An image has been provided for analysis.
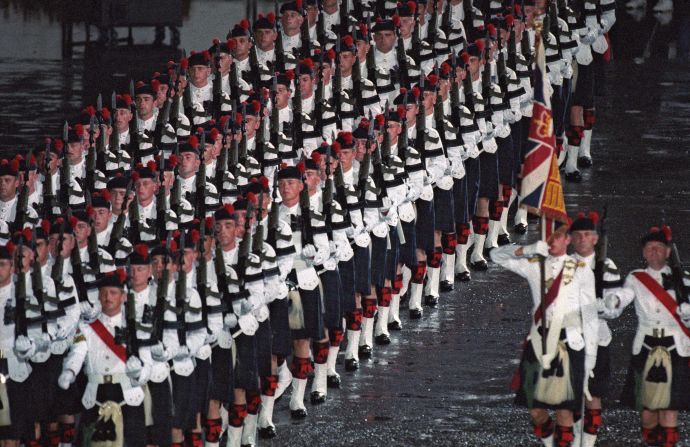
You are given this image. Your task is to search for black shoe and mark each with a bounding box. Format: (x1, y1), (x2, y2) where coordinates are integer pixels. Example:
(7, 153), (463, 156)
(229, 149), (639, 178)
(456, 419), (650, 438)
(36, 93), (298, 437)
(374, 333), (391, 345)
(409, 308), (422, 319)
(291, 408), (308, 419)
(577, 156), (592, 168)
(470, 260), (488, 271)
(440, 280), (454, 292)
(388, 320), (402, 331)
(424, 295), (439, 307)
(344, 358), (359, 371)
(565, 171), (582, 183)
(455, 271), (471, 282)
(497, 234), (511, 246)
(513, 223), (527, 234)
(310, 391), (326, 405)
(327, 374), (341, 388)
(242, 444), (255, 447)
(358, 344), (372, 358)
(258, 426), (277, 439)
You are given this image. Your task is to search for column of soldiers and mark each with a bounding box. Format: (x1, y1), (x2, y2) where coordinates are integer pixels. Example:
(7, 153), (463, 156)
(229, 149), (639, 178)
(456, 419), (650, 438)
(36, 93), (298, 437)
(1, 1), (686, 447)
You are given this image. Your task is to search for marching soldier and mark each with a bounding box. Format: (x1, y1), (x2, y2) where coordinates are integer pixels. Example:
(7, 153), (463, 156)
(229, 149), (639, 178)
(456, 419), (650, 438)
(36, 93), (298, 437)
(604, 226), (690, 447)
(58, 268), (152, 446)
(565, 211), (625, 446)
(491, 224), (598, 447)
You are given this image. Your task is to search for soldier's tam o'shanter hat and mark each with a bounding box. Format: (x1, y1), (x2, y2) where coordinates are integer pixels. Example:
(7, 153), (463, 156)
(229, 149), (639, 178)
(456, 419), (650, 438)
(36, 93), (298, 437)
(569, 211), (599, 233)
(641, 225), (672, 246)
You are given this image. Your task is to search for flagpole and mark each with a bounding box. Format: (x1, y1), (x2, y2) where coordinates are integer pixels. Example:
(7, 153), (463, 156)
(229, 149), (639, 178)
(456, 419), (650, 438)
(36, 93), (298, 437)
(539, 214), (547, 357)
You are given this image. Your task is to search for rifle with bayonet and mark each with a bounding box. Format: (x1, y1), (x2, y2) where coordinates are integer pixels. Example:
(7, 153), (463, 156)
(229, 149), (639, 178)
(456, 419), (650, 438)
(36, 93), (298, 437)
(670, 242), (690, 306)
(274, 0), (286, 73)
(396, 28), (411, 90)
(29, 225), (49, 340)
(42, 138), (55, 219)
(293, 65), (305, 152)
(299, 1), (312, 59)
(85, 114), (97, 192)
(67, 209), (90, 304)
(109, 91), (121, 158)
(593, 206), (609, 298)
(14, 149), (33, 232)
(128, 80), (139, 157)
(124, 260), (140, 359)
(237, 198), (255, 283)
(84, 194), (102, 275)
(108, 178), (134, 254)
(415, 74), (427, 159)
(212, 40), (223, 122)
(14, 236), (29, 339)
(299, 172), (314, 247)
(175, 231), (187, 348)
(151, 231), (173, 344)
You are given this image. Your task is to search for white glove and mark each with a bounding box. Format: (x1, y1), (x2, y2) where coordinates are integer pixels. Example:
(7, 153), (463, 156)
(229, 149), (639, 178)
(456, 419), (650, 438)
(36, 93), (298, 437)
(35, 333), (52, 352)
(381, 196), (392, 212)
(436, 175), (454, 190)
(345, 226), (355, 238)
(53, 324), (71, 341)
(173, 345), (191, 360)
(406, 185), (421, 202)
(384, 209), (399, 226)
(58, 370), (75, 390)
(580, 30), (598, 45)
(205, 331), (218, 345)
(604, 293), (621, 310)
(238, 313), (259, 336)
(14, 335), (36, 360)
(354, 228), (371, 248)
(80, 301), (100, 323)
(248, 293), (264, 311)
(223, 313), (238, 330)
(678, 303), (690, 326)
(592, 33), (609, 54)
(523, 241), (549, 258)
(125, 356), (143, 380)
(302, 244), (317, 259)
(151, 343), (171, 362)
(253, 304), (270, 322)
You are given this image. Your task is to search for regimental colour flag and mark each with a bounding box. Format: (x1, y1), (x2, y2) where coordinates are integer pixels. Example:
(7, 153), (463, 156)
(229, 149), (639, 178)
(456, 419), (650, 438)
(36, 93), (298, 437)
(519, 34), (568, 237)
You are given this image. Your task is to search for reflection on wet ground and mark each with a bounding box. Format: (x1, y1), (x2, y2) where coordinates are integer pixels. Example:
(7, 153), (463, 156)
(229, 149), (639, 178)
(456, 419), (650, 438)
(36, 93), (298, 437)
(1, 1), (690, 445)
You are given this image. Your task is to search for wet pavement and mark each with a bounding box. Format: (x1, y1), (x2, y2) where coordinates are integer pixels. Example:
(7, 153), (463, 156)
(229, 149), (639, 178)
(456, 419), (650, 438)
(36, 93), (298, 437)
(2, 1), (690, 446)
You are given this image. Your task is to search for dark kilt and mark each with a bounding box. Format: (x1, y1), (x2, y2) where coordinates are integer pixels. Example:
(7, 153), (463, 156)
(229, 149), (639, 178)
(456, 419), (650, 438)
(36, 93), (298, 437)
(338, 258), (357, 313)
(288, 270), (325, 341)
(572, 62), (595, 108)
(496, 135), (515, 187)
(29, 355), (62, 423)
(0, 378), (34, 441)
(147, 379), (173, 447)
(270, 298), (292, 358)
(415, 199), (435, 253)
(514, 337), (586, 412)
(256, 319), (273, 378)
(370, 234), (388, 287)
(171, 371), (199, 430)
(353, 245), (371, 295)
(209, 345), (234, 403)
(464, 157), (480, 218)
(398, 220), (417, 268)
(234, 333), (259, 391)
(320, 269), (343, 331)
(478, 151), (499, 199)
(79, 384), (147, 447)
(384, 226), (400, 281)
(621, 335), (690, 411)
(193, 357), (211, 414)
(433, 187), (455, 233)
(589, 345), (611, 399)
